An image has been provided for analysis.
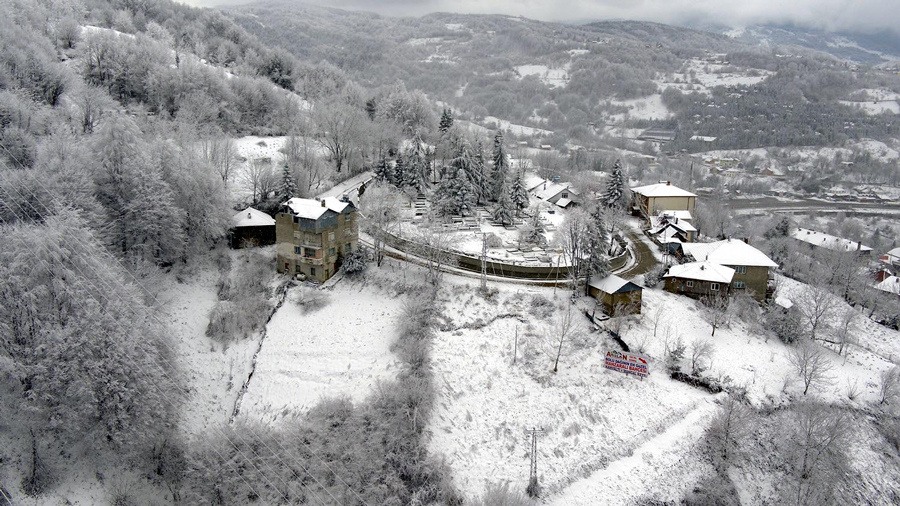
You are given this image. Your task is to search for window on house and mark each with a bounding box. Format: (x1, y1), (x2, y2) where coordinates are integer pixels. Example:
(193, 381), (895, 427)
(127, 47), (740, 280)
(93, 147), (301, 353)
(295, 264), (302, 274)
(310, 267), (316, 277)
(710, 283), (720, 291)
(686, 280), (694, 288)
(735, 266), (746, 274)
(562, 192), (569, 199)
(345, 243), (351, 253)
(329, 232), (335, 241)
(304, 247), (316, 258)
(294, 246), (302, 255)
(734, 281), (746, 289)
(329, 247), (336, 256)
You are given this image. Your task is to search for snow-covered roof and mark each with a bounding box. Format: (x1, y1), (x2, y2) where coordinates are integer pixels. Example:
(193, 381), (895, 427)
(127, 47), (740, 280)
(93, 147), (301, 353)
(885, 247), (900, 259)
(682, 239), (778, 268)
(524, 175), (546, 192)
(690, 135), (717, 142)
(774, 296), (794, 309)
(316, 171), (375, 200)
(631, 182), (696, 198)
(555, 198), (573, 208)
(791, 228), (873, 253)
(655, 227), (685, 244)
(232, 207), (275, 228)
(875, 276), (900, 295)
(664, 261), (735, 283)
(649, 217), (696, 234)
(284, 197), (353, 219)
(660, 210), (693, 221)
(589, 274), (642, 294)
(534, 182), (577, 201)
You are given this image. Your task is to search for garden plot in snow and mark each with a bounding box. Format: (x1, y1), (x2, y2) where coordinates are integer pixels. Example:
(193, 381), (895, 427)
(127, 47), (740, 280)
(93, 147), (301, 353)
(238, 282), (403, 424)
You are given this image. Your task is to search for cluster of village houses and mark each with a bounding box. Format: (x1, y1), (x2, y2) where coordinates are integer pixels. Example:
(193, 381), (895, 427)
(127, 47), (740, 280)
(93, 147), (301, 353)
(225, 170), (898, 317)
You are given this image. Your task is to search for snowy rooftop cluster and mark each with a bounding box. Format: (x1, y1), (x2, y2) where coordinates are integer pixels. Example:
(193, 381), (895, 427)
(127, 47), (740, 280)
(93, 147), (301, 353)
(791, 227), (873, 253)
(664, 260), (735, 283)
(631, 182), (697, 198)
(231, 207), (275, 228)
(682, 239), (778, 267)
(283, 197), (352, 219)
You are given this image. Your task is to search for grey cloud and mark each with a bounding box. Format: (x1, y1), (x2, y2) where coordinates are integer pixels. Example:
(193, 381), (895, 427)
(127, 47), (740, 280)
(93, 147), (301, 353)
(181, 0), (900, 35)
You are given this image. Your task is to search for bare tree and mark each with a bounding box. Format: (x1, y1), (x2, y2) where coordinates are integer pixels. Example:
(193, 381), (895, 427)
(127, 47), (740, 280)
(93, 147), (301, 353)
(706, 394), (751, 466)
(689, 338), (715, 374)
(282, 120), (329, 195)
(360, 183), (403, 267)
(200, 137), (240, 183)
(606, 301), (637, 340)
(241, 158), (277, 204)
(416, 224), (454, 286)
(552, 304), (576, 373)
(789, 341), (834, 395)
(312, 99), (366, 174)
(833, 308), (858, 356)
(555, 209), (595, 294)
(880, 366), (900, 405)
(702, 291), (731, 337)
(786, 402), (849, 506)
(795, 284), (837, 343)
(651, 306), (666, 337)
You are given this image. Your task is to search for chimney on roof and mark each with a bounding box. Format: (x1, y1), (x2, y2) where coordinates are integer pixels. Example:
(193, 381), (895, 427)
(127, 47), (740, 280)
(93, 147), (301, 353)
(743, 237), (749, 244)
(247, 212), (251, 219)
(857, 242), (861, 251)
(667, 181), (671, 185)
(320, 199), (326, 208)
(700, 264), (705, 270)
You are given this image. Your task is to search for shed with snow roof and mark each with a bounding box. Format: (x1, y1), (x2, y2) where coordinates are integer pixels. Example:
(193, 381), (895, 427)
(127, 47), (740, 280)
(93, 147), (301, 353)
(230, 207), (276, 248)
(588, 275), (643, 315)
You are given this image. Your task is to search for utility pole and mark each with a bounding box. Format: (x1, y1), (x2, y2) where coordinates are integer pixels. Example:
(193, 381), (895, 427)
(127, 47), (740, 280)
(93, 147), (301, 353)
(525, 427), (545, 497)
(513, 325), (518, 365)
(480, 232), (487, 292)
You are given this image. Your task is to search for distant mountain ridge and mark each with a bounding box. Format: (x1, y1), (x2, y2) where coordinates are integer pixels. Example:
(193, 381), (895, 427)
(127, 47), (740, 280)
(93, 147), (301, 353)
(688, 23), (900, 64)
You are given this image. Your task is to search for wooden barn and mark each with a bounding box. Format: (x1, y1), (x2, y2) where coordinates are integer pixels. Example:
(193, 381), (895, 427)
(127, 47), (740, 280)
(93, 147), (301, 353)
(588, 274), (643, 316)
(230, 207), (276, 248)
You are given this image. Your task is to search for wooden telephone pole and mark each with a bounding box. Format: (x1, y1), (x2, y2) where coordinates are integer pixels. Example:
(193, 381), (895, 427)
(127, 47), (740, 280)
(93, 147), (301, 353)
(480, 232), (488, 292)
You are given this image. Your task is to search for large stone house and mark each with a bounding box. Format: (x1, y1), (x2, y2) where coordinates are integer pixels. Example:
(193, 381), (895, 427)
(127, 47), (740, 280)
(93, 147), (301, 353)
(680, 239), (778, 301)
(275, 197), (358, 282)
(630, 182), (696, 219)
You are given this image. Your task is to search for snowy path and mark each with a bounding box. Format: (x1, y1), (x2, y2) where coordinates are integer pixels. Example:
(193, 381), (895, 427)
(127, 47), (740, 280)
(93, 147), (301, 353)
(549, 399), (717, 505)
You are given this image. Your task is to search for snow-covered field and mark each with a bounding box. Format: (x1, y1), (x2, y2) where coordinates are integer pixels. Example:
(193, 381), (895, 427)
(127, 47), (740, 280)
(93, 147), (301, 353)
(428, 268), (900, 504)
(484, 115), (553, 137)
(840, 99), (900, 115)
(609, 94), (672, 121)
(238, 281), (403, 424)
(515, 64), (570, 88)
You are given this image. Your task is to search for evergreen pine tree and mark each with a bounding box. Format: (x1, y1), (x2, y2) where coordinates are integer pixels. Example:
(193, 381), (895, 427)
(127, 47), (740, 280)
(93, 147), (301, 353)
(492, 180), (515, 226)
(490, 129), (509, 201)
(509, 172), (530, 216)
(435, 168), (477, 216)
(522, 207), (546, 246)
(602, 159), (626, 208)
(278, 165), (298, 202)
(404, 130), (430, 191)
(393, 153), (406, 188)
(472, 139), (488, 203)
(365, 97), (377, 120)
(373, 154), (393, 184)
(438, 108), (453, 134)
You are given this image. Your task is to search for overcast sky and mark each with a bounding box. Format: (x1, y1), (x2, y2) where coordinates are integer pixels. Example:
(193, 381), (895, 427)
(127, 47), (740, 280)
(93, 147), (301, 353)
(181, 0), (900, 35)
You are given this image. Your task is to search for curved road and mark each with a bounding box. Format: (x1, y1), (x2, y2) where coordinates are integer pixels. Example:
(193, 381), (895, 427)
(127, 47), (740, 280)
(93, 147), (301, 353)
(617, 229), (659, 279)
